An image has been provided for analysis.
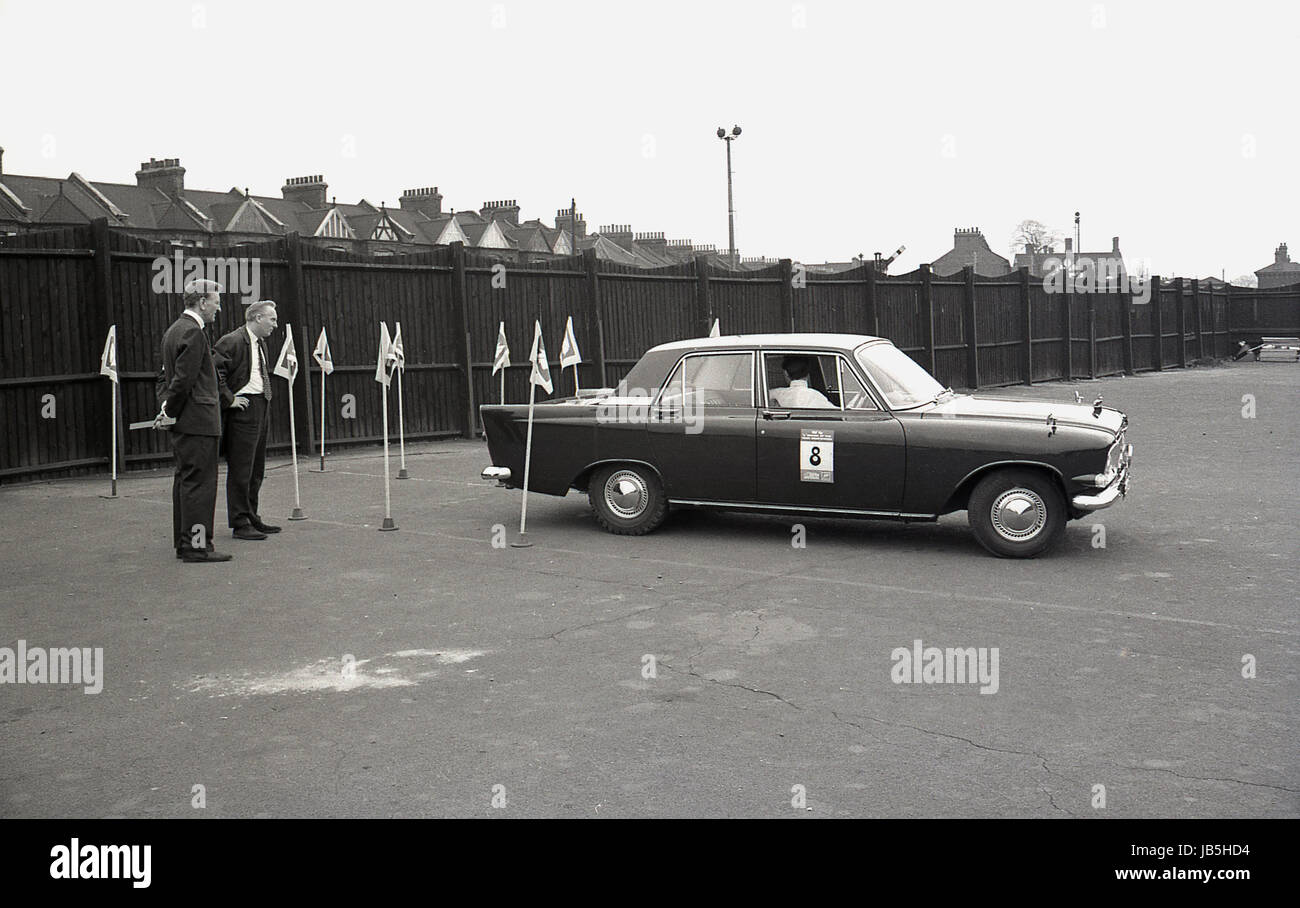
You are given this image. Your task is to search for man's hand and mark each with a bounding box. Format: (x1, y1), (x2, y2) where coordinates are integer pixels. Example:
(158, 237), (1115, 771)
(231, 395), (250, 411)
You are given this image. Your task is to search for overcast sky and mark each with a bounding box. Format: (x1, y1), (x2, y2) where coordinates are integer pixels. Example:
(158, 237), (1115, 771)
(1, 0), (1294, 278)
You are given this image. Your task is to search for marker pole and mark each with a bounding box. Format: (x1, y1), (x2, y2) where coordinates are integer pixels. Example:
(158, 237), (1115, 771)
(512, 379), (538, 547)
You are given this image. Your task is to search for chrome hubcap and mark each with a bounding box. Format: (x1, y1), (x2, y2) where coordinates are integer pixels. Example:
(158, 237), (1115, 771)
(990, 488), (1046, 542)
(605, 471), (648, 518)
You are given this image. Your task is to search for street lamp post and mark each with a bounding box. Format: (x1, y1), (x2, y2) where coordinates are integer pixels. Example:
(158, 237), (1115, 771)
(716, 125), (741, 267)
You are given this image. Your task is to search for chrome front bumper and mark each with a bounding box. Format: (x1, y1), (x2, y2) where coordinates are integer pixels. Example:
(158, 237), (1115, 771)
(1072, 455), (1132, 511)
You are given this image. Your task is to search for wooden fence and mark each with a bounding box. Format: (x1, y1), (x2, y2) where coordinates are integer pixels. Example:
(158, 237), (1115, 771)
(2, 221), (1296, 482)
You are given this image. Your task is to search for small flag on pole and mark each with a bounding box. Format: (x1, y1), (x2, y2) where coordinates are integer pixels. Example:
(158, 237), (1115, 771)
(492, 322), (510, 375)
(375, 323), (393, 386)
(100, 325), (118, 383)
(709, 318), (720, 337)
(313, 327), (334, 374)
(529, 320), (552, 395)
(388, 322), (406, 373)
(273, 331), (299, 382)
(560, 316), (581, 369)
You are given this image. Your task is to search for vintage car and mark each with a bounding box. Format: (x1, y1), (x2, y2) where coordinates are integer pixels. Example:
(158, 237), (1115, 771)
(480, 333), (1131, 557)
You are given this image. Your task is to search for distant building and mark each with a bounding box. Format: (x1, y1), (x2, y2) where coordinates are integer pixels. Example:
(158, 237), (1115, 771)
(1014, 235), (1128, 287)
(931, 227), (1011, 277)
(1254, 242), (1300, 289)
(0, 148), (740, 268)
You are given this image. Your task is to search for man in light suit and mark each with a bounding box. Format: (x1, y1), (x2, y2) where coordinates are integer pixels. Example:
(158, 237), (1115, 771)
(214, 300), (281, 540)
(154, 279), (233, 563)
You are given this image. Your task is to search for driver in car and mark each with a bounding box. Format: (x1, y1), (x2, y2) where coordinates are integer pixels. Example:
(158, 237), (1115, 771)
(771, 356), (834, 408)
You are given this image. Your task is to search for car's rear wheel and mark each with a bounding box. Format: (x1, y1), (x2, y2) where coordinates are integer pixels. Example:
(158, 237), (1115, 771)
(967, 468), (1066, 558)
(588, 464), (668, 536)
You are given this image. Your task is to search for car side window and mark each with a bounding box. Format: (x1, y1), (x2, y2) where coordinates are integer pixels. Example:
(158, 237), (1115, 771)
(837, 357), (878, 410)
(764, 352), (838, 409)
(658, 352), (754, 409)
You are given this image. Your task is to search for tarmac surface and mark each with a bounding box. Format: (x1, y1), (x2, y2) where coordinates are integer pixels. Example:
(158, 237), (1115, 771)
(1, 361), (1296, 817)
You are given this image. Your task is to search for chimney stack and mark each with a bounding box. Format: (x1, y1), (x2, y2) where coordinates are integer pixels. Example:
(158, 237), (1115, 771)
(135, 157), (186, 198)
(555, 206), (586, 238)
(1276, 242), (1290, 264)
(1112, 236), (1120, 254)
(0, 146), (5, 176)
(282, 174), (328, 208)
(1064, 237), (1073, 254)
(480, 199), (521, 226)
(600, 224), (634, 249)
(400, 186), (443, 217)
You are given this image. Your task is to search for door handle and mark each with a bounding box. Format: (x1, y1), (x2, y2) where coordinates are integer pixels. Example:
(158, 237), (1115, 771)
(762, 410), (791, 420)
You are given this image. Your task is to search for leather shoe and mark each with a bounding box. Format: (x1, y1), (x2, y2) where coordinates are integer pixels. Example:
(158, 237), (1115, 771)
(177, 544), (215, 559)
(251, 518), (281, 534)
(233, 525), (268, 540)
(180, 549), (233, 563)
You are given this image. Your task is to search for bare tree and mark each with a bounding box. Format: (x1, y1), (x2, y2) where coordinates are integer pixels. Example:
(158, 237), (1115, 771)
(1231, 274), (1258, 288)
(1009, 219), (1064, 258)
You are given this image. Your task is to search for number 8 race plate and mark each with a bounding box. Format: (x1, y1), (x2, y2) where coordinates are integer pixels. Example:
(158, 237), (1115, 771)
(800, 429), (834, 483)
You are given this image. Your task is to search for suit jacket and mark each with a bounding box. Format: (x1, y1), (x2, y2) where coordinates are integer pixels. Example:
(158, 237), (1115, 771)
(213, 326), (272, 410)
(156, 314), (223, 437)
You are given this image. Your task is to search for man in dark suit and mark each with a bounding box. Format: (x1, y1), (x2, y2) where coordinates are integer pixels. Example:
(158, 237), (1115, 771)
(214, 300), (282, 540)
(154, 279), (232, 563)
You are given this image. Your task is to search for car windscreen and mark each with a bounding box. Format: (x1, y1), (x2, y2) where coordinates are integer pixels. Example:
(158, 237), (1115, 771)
(854, 343), (944, 409)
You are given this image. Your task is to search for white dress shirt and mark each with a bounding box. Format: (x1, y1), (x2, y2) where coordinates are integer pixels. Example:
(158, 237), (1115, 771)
(771, 379), (834, 409)
(235, 326), (264, 398)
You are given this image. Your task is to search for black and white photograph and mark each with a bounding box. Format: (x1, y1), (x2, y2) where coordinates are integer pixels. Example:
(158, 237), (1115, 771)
(0, 0), (1294, 885)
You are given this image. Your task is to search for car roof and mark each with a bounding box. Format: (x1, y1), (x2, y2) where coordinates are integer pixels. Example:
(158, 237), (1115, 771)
(648, 333), (887, 354)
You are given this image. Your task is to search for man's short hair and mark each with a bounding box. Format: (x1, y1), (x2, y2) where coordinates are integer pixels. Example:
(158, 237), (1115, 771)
(245, 299), (277, 323)
(182, 279), (224, 308)
(782, 356), (810, 381)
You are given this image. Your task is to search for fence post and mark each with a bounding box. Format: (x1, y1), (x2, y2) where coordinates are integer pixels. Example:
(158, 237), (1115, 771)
(1224, 282), (1233, 351)
(583, 248), (606, 387)
(1020, 267), (1033, 385)
(864, 263), (879, 337)
(1087, 293), (1097, 380)
(1121, 283), (1135, 375)
(1151, 275), (1163, 371)
(1062, 278), (1073, 380)
(1192, 277), (1204, 360)
(450, 242), (475, 437)
(779, 259), (795, 332)
(1175, 276), (1187, 368)
(695, 254), (713, 334)
(963, 266), (978, 389)
(921, 263), (936, 375)
(282, 232), (312, 455)
(92, 218), (126, 475)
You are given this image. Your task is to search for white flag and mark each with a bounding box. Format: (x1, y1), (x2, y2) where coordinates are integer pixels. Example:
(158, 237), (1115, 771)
(560, 315), (582, 369)
(313, 327), (334, 375)
(492, 322), (510, 375)
(529, 320), (552, 395)
(388, 321), (406, 373)
(100, 324), (118, 383)
(273, 327), (298, 382)
(375, 322), (393, 386)
(709, 318), (720, 337)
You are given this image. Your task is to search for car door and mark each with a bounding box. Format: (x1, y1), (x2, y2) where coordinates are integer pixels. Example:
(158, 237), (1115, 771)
(648, 350), (757, 502)
(755, 350), (906, 513)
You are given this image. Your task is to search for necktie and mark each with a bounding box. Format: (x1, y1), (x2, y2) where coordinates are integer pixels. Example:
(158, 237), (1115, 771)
(258, 339), (272, 400)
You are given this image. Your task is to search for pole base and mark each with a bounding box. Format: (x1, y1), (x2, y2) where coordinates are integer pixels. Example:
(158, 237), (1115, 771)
(379, 517), (399, 532)
(397, 468), (409, 480)
(510, 532), (533, 548)
(99, 479), (119, 499)
(98, 493), (118, 500)
(289, 508), (307, 521)
(309, 465), (327, 473)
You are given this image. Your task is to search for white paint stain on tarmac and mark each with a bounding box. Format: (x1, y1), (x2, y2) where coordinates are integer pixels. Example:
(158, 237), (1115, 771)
(186, 649), (487, 697)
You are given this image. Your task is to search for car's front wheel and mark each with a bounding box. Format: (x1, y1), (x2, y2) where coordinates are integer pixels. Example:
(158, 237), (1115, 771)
(588, 464), (668, 536)
(967, 468), (1066, 558)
